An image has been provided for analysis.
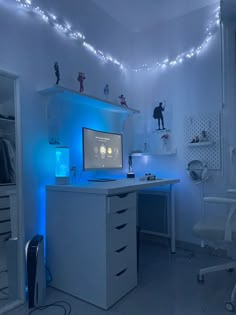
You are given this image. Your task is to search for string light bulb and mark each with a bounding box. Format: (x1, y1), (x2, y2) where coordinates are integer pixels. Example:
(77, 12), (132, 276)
(12, 0), (220, 73)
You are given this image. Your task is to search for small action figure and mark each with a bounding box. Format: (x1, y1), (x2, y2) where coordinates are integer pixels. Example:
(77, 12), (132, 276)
(119, 94), (127, 107)
(77, 72), (86, 92)
(54, 62), (60, 85)
(153, 101), (165, 130)
(104, 84), (109, 98)
(161, 133), (169, 151)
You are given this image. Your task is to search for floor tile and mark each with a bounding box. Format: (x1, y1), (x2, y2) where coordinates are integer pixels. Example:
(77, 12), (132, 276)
(4, 240), (236, 315)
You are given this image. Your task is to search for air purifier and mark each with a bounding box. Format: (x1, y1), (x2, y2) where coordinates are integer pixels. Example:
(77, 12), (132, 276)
(26, 234), (46, 308)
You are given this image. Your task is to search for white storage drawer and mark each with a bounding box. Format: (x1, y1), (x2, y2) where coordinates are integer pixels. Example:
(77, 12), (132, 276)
(110, 222), (129, 251)
(109, 244), (130, 275)
(0, 209), (10, 221)
(109, 208), (136, 251)
(110, 208), (132, 229)
(0, 221), (11, 234)
(108, 264), (137, 307)
(0, 196), (10, 209)
(108, 193), (136, 214)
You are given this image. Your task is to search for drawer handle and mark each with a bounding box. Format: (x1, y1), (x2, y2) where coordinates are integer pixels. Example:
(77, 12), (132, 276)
(116, 245), (127, 253)
(116, 209), (128, 214)
(0, 207), (10, 211)
(0, 219), (10, 224)
(116, 268), (128, 277)
(115, 223), (127, 230)
(117, 193), (128, 199)
(0, 231), (11, 236)
(0, 196), (8, 200)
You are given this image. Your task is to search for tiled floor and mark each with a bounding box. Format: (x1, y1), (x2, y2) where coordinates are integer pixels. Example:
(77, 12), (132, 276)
(4, 239), (236, 315)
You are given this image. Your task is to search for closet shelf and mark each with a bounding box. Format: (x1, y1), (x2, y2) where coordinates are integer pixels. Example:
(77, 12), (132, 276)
(187, 141), (215, 147)
(38, 85), (140, 115)
(0, 118), (15, 123)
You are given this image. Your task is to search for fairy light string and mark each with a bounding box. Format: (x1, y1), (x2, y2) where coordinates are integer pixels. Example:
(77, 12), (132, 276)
(13, 0), (220, 72)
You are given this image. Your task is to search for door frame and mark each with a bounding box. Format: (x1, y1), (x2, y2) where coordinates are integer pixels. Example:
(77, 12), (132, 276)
(0, 69), (25, 314)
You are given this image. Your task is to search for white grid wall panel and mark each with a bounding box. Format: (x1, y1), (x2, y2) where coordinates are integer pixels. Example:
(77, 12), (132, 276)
(184, 112), (221, 170)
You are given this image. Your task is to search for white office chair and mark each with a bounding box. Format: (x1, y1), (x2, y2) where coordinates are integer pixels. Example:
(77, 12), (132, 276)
(193, 191), (236, 312)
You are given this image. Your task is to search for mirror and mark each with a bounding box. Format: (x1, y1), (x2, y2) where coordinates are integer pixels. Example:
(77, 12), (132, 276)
(0, 71), (24, 313)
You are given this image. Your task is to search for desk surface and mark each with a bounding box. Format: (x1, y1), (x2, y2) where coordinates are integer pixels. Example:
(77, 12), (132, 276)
(47, 177), (180, 195)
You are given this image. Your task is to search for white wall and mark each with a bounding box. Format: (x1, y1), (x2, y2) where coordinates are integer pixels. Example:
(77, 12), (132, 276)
(126, 3), (232, 244)
(0, 0), (133, 241)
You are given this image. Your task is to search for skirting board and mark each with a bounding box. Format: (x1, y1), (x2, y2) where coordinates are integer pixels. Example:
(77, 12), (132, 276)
(140, 232), (228, 258)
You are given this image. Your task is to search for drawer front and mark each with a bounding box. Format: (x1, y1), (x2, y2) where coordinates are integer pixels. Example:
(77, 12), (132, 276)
(0, 209), (11, 222)
(109, 208), (136, 251)
(0, 221), (11, 235)
(110, 207), (131, 229)
(0, 196), (10, 210)
(108, 192), (136, 214)
(107, 263), (137, 307)
(109, 242), (136, 276)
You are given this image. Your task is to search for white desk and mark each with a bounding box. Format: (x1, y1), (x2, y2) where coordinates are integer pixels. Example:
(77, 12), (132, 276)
(46, 177), (179, 309)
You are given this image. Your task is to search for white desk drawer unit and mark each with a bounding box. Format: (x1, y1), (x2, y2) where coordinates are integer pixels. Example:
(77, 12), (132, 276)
(46, 188), (138, 310)
(107, 193), (137, 306)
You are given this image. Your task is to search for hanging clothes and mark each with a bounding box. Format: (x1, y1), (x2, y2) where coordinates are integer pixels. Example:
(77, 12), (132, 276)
(0, 137), (16, 184)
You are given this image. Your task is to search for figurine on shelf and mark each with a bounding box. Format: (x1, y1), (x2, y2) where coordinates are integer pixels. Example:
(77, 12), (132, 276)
(104, 84), (109, 98)
(153, 101), (165, 130)
(119, 94), (128, 107)
(200, 130), (208, 142)
(161, 133), (169, 151)
(54, 62), (60, 85)
(190, 136), (199, 143)
(77, 72), (86, 92)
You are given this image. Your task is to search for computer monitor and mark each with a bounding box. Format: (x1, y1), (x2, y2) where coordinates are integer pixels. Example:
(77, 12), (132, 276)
(82, 127), (123, 171)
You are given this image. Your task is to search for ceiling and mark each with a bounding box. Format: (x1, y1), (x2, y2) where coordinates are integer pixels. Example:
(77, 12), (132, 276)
(91, 0), (219, 32)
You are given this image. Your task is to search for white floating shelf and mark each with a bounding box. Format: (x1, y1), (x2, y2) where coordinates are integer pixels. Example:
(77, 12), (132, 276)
(152, 128), (171, 133)
(156, 149), (177, 156)
(38, 85), (140, 115)
(0, 118), (15, 131)
(131, 149), (177, 157)
(187, 141), (215, 147)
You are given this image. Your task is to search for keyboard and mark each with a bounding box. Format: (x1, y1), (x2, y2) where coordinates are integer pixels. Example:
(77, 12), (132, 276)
(88, 178), (116, 182)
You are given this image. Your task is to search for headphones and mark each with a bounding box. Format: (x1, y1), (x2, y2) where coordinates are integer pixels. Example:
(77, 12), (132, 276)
(187, 160), (208, 183)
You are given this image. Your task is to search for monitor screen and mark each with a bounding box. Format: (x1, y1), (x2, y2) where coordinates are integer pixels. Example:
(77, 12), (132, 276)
(82, 127), (123, 170)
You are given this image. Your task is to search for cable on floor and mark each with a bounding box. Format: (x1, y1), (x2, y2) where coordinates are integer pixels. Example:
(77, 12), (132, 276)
(28, 300), (72, 315)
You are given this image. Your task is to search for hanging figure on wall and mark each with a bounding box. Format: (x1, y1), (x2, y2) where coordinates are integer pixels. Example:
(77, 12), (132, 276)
(54, 62), (60, 85)
(119, 94), (128, 107)
(78, 72), (86, 92)
(153, 101), (165, 130)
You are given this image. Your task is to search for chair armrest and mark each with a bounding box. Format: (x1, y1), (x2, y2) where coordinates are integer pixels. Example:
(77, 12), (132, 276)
(203, 197), (236, 205)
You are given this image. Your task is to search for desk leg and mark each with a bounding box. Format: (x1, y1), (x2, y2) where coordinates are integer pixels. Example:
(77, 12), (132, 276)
(170, 184), (176, 253)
